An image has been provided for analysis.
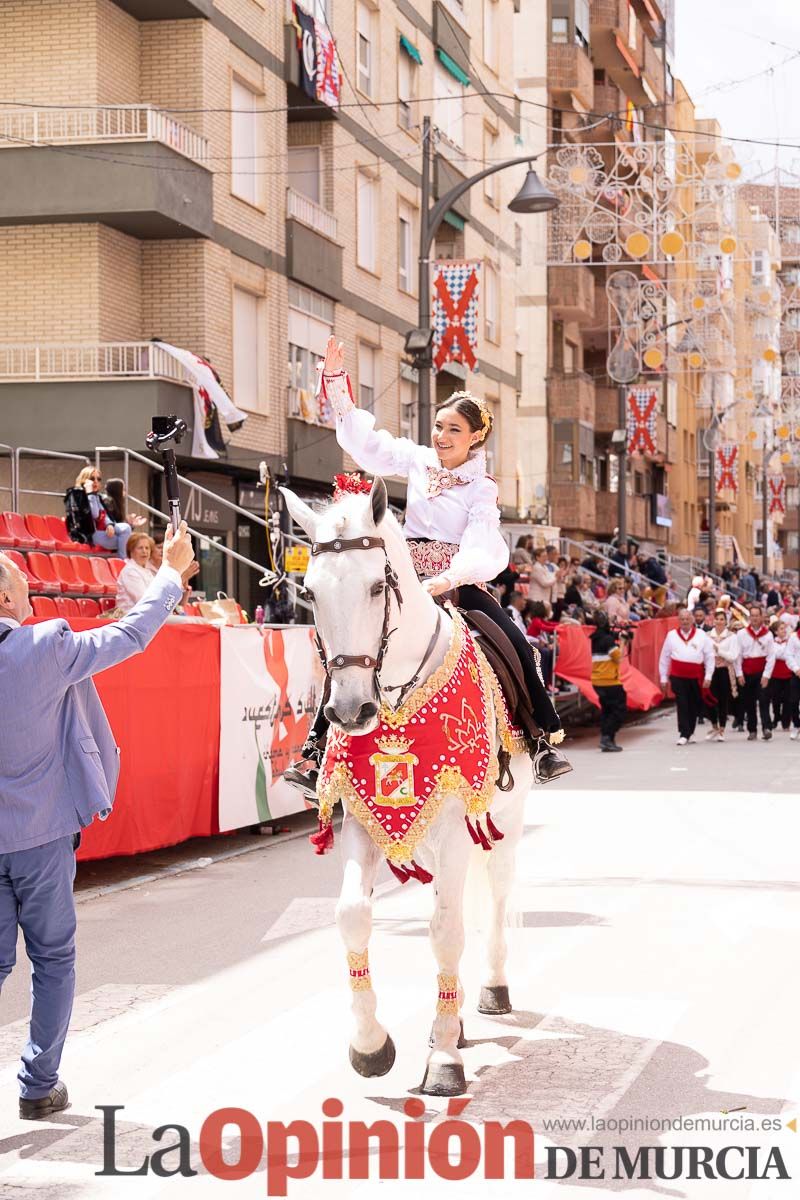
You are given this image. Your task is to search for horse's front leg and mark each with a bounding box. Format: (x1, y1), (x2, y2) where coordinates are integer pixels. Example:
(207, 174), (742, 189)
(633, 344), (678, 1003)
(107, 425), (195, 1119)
(479, 765), (530, 1015)
(421, 807), (470, 1097)
(336, 811), (396, 1077)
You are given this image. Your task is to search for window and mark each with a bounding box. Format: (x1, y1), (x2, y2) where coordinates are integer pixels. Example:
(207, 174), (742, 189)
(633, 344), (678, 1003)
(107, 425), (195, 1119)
(485, 263), (498, 343)
(357, 2), (375, 98)
(287, 284), (334, 422)
(400, 376), (417, 440)
(752, 249), (768, 287)
(233, 288), (265, 413)
(287, 144), (321, 204)
(627, 2), (637, 50)
(574, 0), (590, 49)
(398, 44), (417, 130)
(483, 0), (497, 69)
(787, 486), (800, 507)
(434, 62), (465, 149)
(484, 127), (498, 206)
(564, 339), (577, 372)
(398, 201), (414, 293)
(231, 77), (262, 207)
(551, 16), (568, 43)
(358, 343), (378, 417)
(357, 171), (378, 272)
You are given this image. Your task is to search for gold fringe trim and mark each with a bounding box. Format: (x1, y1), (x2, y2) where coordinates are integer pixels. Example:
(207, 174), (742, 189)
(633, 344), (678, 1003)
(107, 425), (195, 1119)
(347, 949), (372, 992)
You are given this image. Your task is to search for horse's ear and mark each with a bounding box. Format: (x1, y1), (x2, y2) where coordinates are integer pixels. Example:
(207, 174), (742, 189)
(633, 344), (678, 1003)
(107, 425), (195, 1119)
(279, 486), (318, 542)
(369, 477), (388, 527)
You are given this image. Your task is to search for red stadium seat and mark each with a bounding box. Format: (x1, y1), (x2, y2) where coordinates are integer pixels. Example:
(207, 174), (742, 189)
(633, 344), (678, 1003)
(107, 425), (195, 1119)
(27, 552), (68, 593)
(105, 557), (125, 579)
(91, 557), (119, 593)
(3, 549), (59, 594)
(98, 597), (117, 613)
(76, 598), (101, 618)
(45, 514), (87, 553)
(23, 514), (57, 550)
(54, 597), (80, 619)
(31, 596), (58, 618)
(2, 512), (36, 548)
(0, 513), (21, 547)
(71, 556), (111, 595)
(50, 554), (91, 595)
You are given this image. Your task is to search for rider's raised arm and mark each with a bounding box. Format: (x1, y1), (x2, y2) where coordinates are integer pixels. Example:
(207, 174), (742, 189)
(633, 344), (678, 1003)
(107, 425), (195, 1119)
(445, 477), (510, 587)
(320, 368), (420, 480)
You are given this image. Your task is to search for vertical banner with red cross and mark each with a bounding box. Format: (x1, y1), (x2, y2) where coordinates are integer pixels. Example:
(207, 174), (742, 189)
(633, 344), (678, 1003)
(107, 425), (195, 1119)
(715, 444), (738, 494)
(626, 387), (659, 455)
(769, 474), (786, 515)
(432, 260), (481, 373)
(314, 21), (341, 109)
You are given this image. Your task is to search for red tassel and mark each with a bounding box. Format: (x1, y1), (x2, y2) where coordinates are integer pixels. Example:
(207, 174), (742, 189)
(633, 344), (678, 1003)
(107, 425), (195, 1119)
(309, 819), (334, 855)
(475, 820), (492, 852)
(388, 861), (411, 884)
(465, 816), (481, 845)
(486, 812), (504, 842)
(410, 860), (433, 884)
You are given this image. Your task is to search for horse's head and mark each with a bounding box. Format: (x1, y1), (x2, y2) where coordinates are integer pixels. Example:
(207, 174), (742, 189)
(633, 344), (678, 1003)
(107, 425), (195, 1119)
(281, 477), (396, 735)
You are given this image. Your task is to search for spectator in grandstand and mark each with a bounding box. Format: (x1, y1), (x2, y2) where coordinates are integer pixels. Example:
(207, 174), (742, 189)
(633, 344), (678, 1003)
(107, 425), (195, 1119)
(505, 591), (529, 635)
(149, 530), (164, 570)
(603, 578), (631, 625)
(511, 535), (534, 570)
(115, 534), (157, 614)
(529, 547), (556, 607)
(104, 479), (146, 533)
(73, 467), (133, 560)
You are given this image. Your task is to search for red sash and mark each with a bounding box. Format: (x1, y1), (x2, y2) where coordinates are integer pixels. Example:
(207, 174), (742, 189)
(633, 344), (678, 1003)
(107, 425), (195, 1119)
(743, 657), (767, 676)
(772, 659), (791, 680)
(670, 661), (703, 681)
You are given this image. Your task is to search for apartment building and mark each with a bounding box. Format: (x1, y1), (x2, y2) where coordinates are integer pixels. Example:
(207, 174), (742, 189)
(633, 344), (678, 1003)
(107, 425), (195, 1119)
(0, 0), (541, 613)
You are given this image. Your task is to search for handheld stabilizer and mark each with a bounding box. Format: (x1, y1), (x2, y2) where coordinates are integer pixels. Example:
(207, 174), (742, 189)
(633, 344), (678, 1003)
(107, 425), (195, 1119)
(145, 415), (187, 533)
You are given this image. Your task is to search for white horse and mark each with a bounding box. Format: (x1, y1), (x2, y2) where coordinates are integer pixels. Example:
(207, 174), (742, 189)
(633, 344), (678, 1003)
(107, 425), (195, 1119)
(282, 478), (532, 1097)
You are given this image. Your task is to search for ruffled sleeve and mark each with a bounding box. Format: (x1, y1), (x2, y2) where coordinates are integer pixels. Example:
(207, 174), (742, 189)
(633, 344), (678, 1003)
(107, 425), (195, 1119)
(322, 370), (419, 479)
(446, 478), (509, 587)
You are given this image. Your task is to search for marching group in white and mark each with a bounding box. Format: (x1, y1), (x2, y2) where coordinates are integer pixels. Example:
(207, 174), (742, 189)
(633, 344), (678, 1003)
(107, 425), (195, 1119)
(658, 600), (800, 745)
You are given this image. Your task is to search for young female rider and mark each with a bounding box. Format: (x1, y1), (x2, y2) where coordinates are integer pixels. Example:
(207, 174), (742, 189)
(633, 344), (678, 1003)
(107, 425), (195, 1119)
(287, 337), (563, 793)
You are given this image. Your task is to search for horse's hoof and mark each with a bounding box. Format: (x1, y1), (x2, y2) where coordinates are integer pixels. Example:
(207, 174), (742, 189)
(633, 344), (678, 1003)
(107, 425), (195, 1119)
(420, 1061), (467, 1097)
(477, 985), (512, 1015)
(349, 1035), (396, 1078)
(428, 1019), (466, 1049)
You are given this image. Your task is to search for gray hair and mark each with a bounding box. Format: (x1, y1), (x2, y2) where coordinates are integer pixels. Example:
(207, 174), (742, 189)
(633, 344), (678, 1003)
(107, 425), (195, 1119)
(0, 555), (13, 596)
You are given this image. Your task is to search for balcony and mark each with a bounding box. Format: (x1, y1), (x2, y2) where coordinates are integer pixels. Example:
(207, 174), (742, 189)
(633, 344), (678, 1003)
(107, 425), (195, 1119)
(549, 265), (596, 324)
(285, 214), (343, 301)
(286, 188), (338, 243)
(284, 23), (339, 121)
(547, 42), (594, 112)
(0, 342), (194, 453)
(0, 105), (209, 165)
(595, 385), (620, 434)
(551, 482), (596, 535)
(548, 371), (596, 424)
(0, 107), (212, 238)
(638, 35), (665, 101)
(112, 0), (212, 16)
(781, 230), (800, 263)
(590, 0), (648, 105)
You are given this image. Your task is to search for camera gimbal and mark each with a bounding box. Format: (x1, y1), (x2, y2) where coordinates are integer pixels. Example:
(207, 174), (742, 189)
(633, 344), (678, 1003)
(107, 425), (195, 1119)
(145, 415), (187, 533)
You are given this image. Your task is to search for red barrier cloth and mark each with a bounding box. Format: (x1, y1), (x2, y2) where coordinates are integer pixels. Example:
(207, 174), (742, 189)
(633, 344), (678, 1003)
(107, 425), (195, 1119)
(554, 618), (675, 712)
(28, 617), (221, 861)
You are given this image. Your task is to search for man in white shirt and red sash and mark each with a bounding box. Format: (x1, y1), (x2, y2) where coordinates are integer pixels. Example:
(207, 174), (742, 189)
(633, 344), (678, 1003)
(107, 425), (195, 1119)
(659, 607), (714, 745)
(735, 604), (776, 741)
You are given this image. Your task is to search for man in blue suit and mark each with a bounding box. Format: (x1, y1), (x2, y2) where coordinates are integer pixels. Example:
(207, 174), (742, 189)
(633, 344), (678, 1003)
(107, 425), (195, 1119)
(0, 521), (194, 1119)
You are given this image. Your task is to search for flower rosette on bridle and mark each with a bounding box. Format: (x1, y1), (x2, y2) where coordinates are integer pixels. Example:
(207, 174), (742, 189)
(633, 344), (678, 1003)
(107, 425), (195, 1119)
(314, 612), (520, 880)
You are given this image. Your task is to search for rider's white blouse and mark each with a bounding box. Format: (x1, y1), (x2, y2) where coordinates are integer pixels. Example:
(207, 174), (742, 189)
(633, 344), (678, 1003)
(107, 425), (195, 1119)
(321, 371), (510, 588)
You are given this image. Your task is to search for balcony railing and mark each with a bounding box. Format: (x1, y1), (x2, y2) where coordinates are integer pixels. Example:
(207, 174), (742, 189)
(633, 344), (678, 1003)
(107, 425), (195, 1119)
(0, 342), (191, 383)
(0, 105), (209, 166)
(286, 188), (338, 242)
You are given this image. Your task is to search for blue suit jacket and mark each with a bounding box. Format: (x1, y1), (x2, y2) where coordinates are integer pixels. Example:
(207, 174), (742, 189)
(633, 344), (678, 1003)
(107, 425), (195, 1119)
(0, 568), (184, 853)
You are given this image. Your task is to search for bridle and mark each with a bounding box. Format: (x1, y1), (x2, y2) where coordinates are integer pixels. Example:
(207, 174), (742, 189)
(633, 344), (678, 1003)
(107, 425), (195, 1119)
(308, 534), (442, 711)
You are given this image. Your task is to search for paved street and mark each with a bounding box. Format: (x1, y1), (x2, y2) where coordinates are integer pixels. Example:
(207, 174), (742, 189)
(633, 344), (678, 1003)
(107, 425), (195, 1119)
(0, 712), (798, 1197)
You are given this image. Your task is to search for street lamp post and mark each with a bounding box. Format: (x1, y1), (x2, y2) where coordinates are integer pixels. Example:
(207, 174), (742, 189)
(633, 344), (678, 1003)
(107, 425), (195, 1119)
(410, 116), (558, 443)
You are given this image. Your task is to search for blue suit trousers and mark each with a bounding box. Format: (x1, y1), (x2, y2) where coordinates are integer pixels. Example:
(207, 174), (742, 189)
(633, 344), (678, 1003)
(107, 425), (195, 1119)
(0, 835), (77, 1098)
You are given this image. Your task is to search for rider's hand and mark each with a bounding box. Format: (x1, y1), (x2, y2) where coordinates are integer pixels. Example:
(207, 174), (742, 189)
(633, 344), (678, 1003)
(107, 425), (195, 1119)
(423, 575), (452, 598)
(322, 335), (344, 375)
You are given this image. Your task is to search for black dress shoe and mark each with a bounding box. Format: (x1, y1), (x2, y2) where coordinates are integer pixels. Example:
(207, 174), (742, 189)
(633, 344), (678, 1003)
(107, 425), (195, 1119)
(283, 765), (320, 800)
(19, 1080), (68, 1120)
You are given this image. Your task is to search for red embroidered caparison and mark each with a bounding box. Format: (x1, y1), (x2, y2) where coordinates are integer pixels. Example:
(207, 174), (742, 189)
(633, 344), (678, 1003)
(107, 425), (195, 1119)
(313, 611), (525, 878)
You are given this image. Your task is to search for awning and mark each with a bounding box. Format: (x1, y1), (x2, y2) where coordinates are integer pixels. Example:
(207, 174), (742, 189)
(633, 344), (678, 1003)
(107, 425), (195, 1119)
(399, 34), (422, 65)
(443, 210), (466, 232)
(436, 48), (470, 88)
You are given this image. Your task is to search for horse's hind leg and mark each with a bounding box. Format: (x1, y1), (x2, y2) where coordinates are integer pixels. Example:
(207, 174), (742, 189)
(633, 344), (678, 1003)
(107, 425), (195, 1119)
(421, 814), (470, 1097)
(479, 769), (529, 1016)
(336, 814), (395, 1077)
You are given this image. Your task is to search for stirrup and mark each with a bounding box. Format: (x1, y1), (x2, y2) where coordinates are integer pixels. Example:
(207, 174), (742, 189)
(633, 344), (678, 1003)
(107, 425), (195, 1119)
(283, 761), (320, 802)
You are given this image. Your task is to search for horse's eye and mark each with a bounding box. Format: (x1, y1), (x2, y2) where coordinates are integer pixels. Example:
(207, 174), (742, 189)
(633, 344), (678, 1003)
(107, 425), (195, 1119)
(370, 581), (385, 598)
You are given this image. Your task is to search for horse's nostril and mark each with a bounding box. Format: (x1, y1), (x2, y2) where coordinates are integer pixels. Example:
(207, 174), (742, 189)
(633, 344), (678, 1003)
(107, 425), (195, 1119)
(323, 703), (339, 724)
(357, 702), (378, 724)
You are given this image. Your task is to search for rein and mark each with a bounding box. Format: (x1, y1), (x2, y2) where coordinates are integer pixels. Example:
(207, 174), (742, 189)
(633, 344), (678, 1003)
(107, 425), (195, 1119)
(309, 534), (441, 710)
